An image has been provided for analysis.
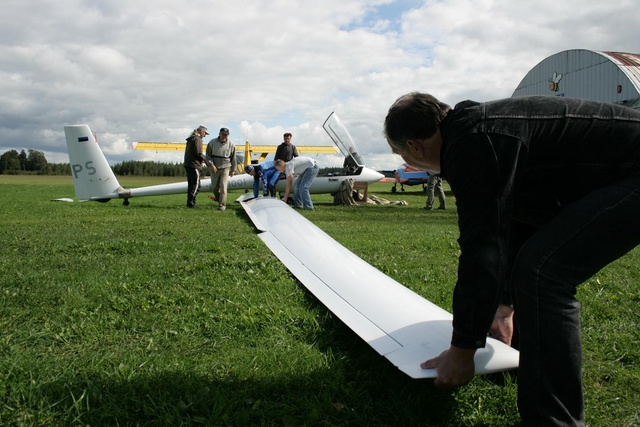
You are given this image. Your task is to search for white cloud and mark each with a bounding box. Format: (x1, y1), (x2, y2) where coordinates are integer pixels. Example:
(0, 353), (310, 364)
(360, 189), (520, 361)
(0, 0), (639, 170)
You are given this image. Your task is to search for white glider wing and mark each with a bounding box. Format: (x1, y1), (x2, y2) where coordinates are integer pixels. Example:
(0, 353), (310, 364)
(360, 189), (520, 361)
(240, 197), (519, 379)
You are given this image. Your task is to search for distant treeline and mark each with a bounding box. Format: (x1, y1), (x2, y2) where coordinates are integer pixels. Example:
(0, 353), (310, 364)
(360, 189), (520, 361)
(112, 160), (186, 177)
(0, 149), (70, 175)
(0, 149), (345, 177)
(0, 148), (187, 176)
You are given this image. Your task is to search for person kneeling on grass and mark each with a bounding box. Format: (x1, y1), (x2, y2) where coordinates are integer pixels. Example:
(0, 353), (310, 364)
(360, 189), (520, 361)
(384, 92), (640, 427)
(274, 157), (319, 210)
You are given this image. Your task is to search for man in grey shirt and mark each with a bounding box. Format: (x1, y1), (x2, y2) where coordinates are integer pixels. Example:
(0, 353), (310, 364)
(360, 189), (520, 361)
(205, 127), (237, 211)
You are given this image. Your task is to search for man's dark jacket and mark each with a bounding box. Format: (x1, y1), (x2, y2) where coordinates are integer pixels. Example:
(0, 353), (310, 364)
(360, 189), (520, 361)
(184, 133), (206, 169)
(439, 96), (640, 349)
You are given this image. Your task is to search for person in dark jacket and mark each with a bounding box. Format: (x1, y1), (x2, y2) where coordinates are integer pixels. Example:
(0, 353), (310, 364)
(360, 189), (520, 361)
(274, 132), (299, 162)
(183, 125), (209, 208)
(384, 92), (640, 427)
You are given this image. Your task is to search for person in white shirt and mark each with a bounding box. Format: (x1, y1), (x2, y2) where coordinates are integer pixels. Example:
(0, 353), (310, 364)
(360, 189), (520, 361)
(275, 156), (319, 210)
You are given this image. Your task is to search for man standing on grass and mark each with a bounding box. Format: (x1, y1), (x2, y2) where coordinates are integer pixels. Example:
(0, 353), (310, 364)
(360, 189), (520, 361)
(424, 173), (446, 210)
(206, 127), (237, 211)
(384, 92), (640, 426)
(183, 125), (209, 209)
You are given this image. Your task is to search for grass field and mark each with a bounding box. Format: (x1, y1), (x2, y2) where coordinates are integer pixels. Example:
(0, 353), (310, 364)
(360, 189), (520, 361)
(1, 175), (639, 426)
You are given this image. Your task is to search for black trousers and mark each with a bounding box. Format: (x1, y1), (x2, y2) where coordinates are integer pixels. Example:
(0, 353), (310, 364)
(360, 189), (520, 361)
(185, 166), (200, 207)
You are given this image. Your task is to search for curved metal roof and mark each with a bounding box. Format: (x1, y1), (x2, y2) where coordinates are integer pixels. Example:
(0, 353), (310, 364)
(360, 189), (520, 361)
(512, 49), (640, 109)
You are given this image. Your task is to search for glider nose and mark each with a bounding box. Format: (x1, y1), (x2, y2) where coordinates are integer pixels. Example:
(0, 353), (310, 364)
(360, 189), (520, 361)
(359, 167), (385, 183)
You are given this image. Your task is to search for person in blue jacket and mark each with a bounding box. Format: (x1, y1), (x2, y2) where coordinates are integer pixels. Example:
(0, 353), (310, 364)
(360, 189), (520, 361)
(245, 161), (280, 198)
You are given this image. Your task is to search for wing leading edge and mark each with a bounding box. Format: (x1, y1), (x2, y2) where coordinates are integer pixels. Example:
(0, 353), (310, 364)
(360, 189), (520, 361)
(239, 196), (519, 379)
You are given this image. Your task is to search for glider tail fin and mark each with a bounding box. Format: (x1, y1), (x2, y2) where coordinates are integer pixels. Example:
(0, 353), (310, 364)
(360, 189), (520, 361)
(64, 125), (121, 201)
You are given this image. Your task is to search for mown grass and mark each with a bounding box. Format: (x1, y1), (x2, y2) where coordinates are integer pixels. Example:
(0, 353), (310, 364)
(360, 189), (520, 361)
(1, 175), (638, 426)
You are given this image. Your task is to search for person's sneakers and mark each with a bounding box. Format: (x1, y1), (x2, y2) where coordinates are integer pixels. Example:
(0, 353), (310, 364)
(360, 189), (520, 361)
(437, 206), (446, 210)
(218, 205), (226, 211)
(423, 206), (433, 211)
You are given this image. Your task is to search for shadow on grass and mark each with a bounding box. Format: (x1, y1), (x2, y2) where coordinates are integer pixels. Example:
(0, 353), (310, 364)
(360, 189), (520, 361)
(34, 358), (459, 426)
(10, 306), (519, 427)
(5, 269), (519, 426)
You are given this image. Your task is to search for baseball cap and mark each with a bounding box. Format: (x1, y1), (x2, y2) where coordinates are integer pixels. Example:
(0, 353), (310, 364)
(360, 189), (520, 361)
(219, 127), (230, 135)
(197, 125), (209, 135)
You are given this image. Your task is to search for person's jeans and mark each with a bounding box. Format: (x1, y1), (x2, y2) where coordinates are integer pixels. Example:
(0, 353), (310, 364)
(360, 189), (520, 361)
(252, 176), (260, 198)
(512, 171), (640, 426)
(212, 167), (230, 208)
(293, 163), (319, 209)
(426, 175), (446, 209)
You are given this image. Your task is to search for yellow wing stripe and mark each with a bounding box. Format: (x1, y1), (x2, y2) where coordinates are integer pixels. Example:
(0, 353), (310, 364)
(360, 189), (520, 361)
(133, 142), (338, 154)
(297, 146), (339, 153)
(132, 142), (184, 151)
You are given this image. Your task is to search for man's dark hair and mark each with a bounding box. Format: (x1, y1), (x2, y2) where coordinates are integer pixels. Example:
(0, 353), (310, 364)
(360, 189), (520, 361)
(384, 92), (451, 150)
(283, 132), (292, 138)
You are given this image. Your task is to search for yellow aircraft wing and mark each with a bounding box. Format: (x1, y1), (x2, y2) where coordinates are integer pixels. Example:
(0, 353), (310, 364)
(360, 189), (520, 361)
(132, 142), (185, 151)
(132, 141), (339, 174)
(247, 145), (338, 154)
(132, 142), (338, 154)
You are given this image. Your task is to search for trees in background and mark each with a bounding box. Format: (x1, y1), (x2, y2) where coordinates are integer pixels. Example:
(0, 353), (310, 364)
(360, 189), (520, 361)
(0, 150), (21, 173)
(0, 149), (57, 174)
(112, 160), (185, 177)
(1, 150), (342, 178)
(0, 148), (185, 177)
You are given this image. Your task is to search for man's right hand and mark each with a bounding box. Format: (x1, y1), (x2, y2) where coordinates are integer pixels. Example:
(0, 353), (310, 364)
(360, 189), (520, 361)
(421, 346), (476, 389)
(489, 304), (515, 346)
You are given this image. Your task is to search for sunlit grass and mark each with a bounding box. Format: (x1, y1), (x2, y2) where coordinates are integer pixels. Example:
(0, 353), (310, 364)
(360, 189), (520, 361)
(1, 175), (638, 426)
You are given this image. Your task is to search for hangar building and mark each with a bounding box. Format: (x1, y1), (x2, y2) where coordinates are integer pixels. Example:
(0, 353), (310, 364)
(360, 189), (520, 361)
(512, 49), (640, 110)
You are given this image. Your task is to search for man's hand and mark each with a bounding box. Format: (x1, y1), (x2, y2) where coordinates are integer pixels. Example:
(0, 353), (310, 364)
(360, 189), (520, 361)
(421, 346), (476, 388)
(211, 165), (217, 173)
(282, 176), (292, 204)
(489, 304), (515, 346)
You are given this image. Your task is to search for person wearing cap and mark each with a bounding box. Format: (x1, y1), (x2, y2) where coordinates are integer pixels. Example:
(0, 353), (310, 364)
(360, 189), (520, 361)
(205, 127), (237, 211)
(245, 161), (280, 198)
(183, 125), (209, 208)
(275, 156), (319, 210)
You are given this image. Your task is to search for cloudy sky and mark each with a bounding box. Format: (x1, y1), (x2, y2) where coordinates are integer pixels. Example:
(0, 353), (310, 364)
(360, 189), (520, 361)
(2, 0), (639, 170)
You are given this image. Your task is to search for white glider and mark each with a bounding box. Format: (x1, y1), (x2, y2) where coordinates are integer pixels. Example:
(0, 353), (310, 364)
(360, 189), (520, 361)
(240, 196), (520, 378)
(62, 113), (383, 204)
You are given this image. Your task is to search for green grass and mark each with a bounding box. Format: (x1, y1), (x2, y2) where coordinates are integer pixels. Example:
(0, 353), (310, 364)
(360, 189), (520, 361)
(1, 175), (638, 426)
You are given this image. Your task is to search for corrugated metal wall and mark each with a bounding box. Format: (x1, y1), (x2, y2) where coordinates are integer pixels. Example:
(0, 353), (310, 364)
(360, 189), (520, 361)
(512, 49), (640, 107)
